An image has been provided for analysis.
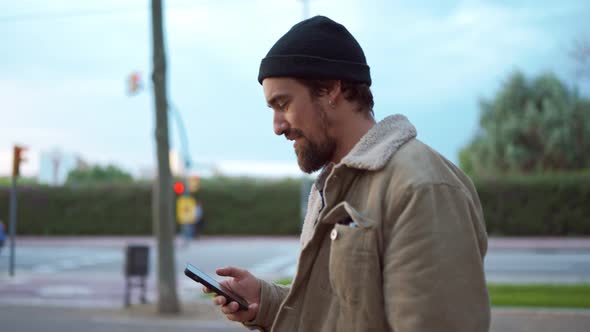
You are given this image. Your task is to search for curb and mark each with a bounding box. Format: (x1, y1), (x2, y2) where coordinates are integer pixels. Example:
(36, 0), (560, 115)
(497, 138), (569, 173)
(493, 307), (590, 316)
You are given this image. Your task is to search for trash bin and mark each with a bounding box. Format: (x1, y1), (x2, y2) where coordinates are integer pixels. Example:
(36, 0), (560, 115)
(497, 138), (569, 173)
(124, 244), (149, 306)
(125, 245), (149, 277)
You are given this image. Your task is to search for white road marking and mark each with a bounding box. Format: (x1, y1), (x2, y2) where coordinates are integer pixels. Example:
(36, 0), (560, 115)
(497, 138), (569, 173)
(250, 255), (298, 278)
(38, 285), (94, 297)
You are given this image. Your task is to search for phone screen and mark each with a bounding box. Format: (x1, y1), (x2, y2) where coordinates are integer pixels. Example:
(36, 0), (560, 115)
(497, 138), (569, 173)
(184, 263), (249, 310)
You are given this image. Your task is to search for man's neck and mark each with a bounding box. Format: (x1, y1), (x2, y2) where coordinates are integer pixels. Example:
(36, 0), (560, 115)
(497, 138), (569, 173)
(331, 113), (376, 164)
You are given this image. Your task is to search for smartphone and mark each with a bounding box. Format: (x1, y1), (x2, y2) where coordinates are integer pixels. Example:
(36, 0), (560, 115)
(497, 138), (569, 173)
(184, 263), (249, 311)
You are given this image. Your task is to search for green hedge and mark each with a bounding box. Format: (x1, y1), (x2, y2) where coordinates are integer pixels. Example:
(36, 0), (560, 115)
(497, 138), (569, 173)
(0, 177), (301, 236)
(475, 173), (590, 236)
(196, 177), (301, 235)
(0, 184), (153, 235)
(0, 175), (588, 236)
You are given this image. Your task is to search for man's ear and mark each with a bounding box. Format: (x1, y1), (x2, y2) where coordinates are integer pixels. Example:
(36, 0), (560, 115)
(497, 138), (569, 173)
(327, 80), (342, 104)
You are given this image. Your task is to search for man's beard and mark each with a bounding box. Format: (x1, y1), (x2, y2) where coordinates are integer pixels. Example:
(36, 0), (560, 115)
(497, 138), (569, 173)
(293, 104), (336, 174)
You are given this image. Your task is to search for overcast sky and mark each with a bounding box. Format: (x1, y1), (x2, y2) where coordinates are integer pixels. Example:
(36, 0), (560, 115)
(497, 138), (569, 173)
(1, 0), (588, 177)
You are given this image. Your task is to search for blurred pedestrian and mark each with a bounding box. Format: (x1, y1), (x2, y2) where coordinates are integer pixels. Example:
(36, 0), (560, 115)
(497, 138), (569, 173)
(194, 200), (203, 239)
(0, 220), (6, 255)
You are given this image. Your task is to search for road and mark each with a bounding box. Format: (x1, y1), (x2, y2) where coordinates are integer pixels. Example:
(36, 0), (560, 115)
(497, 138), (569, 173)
(0, 236), (300, 307)
(2, 236), (590, 282)
(1, 237), (300, 279)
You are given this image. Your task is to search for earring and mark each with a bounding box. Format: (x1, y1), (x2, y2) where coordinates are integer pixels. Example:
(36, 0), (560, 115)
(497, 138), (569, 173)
(328, 99), (335, 108)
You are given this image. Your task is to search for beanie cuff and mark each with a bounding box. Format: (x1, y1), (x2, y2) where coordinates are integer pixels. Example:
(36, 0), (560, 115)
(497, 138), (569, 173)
(258, 55), (371, 86)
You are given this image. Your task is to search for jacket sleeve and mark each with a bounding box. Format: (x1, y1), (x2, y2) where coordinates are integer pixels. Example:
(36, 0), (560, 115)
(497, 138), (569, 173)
(383, 183), (490, 332)
(243, 280), (291, 331)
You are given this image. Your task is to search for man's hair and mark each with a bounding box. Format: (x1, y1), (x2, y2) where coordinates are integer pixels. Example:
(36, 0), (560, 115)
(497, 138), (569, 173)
(296, 79), (374, 117)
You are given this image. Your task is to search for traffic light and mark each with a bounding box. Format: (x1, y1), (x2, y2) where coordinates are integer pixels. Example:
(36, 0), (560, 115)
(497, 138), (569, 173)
(12, 145), (27, 177)
(127, 71), (142, 95)
(173, 180), (185, 195)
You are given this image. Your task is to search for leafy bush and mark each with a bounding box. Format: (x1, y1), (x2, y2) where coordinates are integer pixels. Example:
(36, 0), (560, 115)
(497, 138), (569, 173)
(1, 175), (588, 236)
(0, 177), (302, 236)
(475, 173), (590, 235)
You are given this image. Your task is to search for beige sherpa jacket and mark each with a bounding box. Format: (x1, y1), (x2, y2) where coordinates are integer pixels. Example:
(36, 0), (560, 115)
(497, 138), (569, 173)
(246, 114), (490, 332)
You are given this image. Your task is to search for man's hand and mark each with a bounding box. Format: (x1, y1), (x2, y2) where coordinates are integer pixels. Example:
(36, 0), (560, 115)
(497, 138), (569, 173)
(203, 266), (261, 323)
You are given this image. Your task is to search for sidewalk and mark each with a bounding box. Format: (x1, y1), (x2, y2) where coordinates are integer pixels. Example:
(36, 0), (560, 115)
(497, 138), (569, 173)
(488, 237), (590, 250)
(491, 307), (590, 332)
(2, 301), (590, 332)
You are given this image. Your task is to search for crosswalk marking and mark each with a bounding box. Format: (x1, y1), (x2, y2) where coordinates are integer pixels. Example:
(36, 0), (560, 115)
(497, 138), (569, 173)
(27, 251), (121, 274)
(250, 254), (298, 278)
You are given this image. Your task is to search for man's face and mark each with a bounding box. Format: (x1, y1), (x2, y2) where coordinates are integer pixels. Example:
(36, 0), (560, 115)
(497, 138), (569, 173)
(263, 77), (336, 173)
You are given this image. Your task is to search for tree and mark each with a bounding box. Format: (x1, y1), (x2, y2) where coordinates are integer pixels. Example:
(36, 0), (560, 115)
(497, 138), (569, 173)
(66, 165), (133, 185)
(460, 71), (590, 176)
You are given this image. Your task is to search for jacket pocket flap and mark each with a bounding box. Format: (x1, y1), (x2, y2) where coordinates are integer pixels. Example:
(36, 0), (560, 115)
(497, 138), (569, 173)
(321, 202), (374, 228)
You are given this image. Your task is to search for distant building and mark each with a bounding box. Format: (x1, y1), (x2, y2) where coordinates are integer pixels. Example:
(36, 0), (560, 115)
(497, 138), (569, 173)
(38, 149), (80, 186)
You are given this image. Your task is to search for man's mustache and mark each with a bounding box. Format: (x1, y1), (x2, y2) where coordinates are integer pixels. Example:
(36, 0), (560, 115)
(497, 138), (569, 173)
(285, 128), (305, 140)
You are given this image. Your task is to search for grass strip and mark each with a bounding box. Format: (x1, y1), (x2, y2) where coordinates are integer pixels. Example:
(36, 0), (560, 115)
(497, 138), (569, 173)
(488, 283), (590, 309)
(272, 279), (590, 309)
(201, 278), (590, 309)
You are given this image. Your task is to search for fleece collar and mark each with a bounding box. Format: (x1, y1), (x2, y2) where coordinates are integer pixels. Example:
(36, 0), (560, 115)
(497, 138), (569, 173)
(340, 114), (417, 171)
(315, 114), (417, 189)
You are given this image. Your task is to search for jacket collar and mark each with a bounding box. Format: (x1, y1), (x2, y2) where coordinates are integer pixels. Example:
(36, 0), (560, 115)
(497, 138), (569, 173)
(341, 114), (417, 171)
(315, 114), (417, 189)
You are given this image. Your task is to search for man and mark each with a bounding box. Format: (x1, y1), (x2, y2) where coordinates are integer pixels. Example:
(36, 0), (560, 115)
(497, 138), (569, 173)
(0, 220), (5, 254)
(205, 15), (490, 331)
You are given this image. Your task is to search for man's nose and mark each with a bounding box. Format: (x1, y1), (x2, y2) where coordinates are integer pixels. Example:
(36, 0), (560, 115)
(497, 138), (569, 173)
(273, 112), (289, 136)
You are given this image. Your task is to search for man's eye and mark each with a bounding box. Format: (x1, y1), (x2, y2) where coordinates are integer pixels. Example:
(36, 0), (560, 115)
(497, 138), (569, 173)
(278, 102), (287, 111)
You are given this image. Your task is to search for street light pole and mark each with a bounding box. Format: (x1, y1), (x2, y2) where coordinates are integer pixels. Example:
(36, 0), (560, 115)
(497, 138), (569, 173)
(300, 0), (310, 20)
(169, 103), (192, 172)
(8, 176), (17, 276)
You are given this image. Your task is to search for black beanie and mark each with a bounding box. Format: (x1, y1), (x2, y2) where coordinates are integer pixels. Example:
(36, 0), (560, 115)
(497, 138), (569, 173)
(258, 16), (371, 86)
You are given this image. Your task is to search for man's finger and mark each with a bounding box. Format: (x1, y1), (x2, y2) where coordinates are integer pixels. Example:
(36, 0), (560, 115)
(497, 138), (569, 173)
(220, 301), (240, 314)
(216, 266), (248, 279)
(213, 295), (227, 306)
(225, 303), (258, 322)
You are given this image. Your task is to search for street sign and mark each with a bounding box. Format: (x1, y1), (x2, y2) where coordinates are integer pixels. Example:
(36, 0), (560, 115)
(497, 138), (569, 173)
(176, 196), (196, 224)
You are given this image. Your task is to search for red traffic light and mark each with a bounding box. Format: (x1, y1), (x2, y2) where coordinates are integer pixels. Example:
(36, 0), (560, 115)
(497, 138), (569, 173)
(173, 181), (185, 195)
(127, 71), (142, 95)
(12, 145), (28, 177)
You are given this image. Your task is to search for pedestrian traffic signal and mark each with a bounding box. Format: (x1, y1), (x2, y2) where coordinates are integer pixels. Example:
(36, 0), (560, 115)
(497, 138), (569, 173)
(173, 181), (185, 195)
(12, 145), (27, 178)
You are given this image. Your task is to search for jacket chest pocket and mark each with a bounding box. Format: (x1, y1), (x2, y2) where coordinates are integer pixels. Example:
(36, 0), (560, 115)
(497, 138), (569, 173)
(324, 204), (380, 305)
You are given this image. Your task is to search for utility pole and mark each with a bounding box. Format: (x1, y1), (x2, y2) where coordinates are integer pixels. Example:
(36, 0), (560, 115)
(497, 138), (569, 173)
(300, 0), (310, 20)
(298, 0), (312, 226)
(9, 145), (27, 277)
(151, 0), (180, 314)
